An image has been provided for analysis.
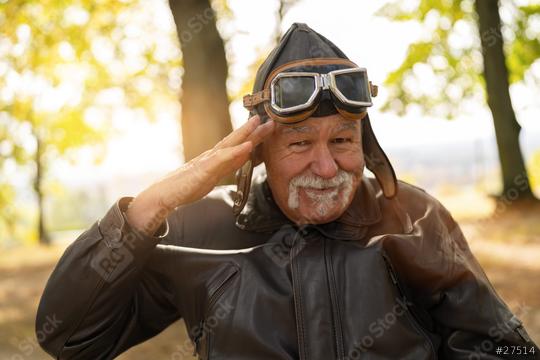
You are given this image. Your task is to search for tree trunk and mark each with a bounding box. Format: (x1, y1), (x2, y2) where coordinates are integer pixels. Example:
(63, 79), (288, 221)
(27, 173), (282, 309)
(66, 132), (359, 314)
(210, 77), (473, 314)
(275, 0), (286, 44)
(475, 0), (536, 202)
(34, 133), (51, 245)
(168, 0), (232, 163)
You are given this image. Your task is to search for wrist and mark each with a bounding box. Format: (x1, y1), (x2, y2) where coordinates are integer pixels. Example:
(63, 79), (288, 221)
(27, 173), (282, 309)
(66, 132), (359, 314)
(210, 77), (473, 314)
(125, 191), (170, 236)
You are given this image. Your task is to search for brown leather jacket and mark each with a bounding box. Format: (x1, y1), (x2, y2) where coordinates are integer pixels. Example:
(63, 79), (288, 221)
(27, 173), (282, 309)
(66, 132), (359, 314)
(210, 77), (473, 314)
(36, 173), (539, 359)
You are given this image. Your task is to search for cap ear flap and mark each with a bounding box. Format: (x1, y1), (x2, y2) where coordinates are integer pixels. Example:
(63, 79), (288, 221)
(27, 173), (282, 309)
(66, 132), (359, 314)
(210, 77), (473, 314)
(362, 114), (398, 198)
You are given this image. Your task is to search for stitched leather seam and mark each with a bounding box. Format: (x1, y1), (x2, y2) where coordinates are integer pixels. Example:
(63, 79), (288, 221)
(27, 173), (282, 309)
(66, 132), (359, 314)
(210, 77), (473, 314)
(296, 251), (308, 359)
(325, 239), (345, 358)
(291, 241), (308, 359)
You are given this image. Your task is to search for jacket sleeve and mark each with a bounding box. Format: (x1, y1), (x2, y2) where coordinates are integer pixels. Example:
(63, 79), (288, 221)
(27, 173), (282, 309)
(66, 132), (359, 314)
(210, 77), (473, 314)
(35, 197), (181, 360)
(390, 195), (539, 360)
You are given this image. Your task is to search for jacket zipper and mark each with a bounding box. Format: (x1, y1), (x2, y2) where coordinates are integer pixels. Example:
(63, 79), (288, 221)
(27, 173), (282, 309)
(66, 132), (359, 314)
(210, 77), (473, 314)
(193, 265), (239, 358)
(382, 254), (437, 358)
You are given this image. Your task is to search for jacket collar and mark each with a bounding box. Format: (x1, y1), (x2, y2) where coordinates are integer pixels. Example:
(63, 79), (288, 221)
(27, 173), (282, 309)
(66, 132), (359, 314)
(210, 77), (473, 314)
(235, 171), (382, 241)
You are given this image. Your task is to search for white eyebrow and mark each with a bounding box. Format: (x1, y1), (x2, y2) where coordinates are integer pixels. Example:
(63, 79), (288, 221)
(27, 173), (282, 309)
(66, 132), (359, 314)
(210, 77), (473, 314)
(334, 122), (358, 133)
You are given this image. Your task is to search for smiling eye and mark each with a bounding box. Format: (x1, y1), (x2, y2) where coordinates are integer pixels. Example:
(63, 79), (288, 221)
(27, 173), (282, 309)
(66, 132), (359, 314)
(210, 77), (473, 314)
(290, 140), (311, 147)
(331, 138), (352, 144)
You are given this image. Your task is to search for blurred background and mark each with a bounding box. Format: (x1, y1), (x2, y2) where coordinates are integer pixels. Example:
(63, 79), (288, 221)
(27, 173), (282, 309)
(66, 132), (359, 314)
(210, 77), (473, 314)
(1, 0), (539, 358)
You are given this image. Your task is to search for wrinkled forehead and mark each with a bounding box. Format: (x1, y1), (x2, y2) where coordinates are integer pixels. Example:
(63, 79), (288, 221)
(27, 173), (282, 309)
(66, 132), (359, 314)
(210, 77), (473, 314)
(275, 116), (361, 136)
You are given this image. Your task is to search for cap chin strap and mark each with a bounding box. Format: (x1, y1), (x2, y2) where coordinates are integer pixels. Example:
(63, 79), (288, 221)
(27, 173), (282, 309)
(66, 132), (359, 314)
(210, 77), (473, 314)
(233, 154), (254, 216)
(232, 113), (397, 217)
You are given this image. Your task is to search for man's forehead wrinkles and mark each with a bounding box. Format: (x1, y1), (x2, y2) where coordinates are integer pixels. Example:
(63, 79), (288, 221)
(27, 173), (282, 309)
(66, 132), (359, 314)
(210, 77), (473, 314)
(277, 121), (359, 136)
(280, 125), (315, 134)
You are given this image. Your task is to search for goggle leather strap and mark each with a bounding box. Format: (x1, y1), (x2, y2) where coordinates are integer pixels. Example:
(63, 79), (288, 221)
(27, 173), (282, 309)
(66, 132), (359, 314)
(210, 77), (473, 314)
(369, 81), (378, 97)
(243, 89), (271, 111)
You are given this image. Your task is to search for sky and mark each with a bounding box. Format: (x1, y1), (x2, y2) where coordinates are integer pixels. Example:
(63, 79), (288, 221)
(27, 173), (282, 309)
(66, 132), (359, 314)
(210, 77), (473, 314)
(50, 0), (540, 196)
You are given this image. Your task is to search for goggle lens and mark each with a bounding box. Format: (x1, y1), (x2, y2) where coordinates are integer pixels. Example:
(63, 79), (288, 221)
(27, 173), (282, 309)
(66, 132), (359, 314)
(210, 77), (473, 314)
(273, 76), (316, 109)
(334, 71), (370, 103)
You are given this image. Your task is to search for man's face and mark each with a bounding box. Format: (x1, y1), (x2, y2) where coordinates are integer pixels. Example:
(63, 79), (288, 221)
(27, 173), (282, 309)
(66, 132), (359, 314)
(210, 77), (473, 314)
(261, 113), (365, 225)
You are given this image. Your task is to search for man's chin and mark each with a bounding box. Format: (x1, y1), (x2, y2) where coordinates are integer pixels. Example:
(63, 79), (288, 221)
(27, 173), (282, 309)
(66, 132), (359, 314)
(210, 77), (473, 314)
(291, 188), (346, 222)
(297, 210), (342, 225)
(296, 202), (344, 225)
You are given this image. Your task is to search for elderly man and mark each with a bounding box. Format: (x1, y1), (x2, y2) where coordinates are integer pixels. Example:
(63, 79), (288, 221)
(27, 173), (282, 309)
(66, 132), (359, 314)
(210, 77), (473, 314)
(37, 23), (538, 359)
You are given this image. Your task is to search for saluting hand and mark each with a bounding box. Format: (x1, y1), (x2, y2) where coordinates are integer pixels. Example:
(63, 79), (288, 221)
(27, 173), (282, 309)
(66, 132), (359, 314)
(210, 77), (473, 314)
(126, 115), (274, 236)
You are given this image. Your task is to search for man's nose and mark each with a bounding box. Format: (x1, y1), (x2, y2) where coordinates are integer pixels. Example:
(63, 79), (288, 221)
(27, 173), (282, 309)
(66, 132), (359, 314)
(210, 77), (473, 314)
(310, 143), (338, 179)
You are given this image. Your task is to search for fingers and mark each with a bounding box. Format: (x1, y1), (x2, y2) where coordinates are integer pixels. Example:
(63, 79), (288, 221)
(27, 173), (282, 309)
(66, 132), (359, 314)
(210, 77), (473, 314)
(209, 119), (274, 179)
(224, 141), (253, 161)
(246, 120), (274, 147)
(215, 115), (260, 150)
(209, 141), (253, 178)
(164, 139), (255, 207)
(186, 115), (274, 196)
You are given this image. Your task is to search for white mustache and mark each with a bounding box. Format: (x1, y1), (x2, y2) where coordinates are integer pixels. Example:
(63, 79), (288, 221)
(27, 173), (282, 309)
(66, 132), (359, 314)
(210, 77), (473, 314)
(287, 169), (355, 216)
(289, 169), (352, 189)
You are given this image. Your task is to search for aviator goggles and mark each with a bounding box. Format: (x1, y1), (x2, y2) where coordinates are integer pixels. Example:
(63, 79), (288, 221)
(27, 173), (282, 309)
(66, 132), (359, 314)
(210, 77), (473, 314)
(243, 58), (378, 123)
